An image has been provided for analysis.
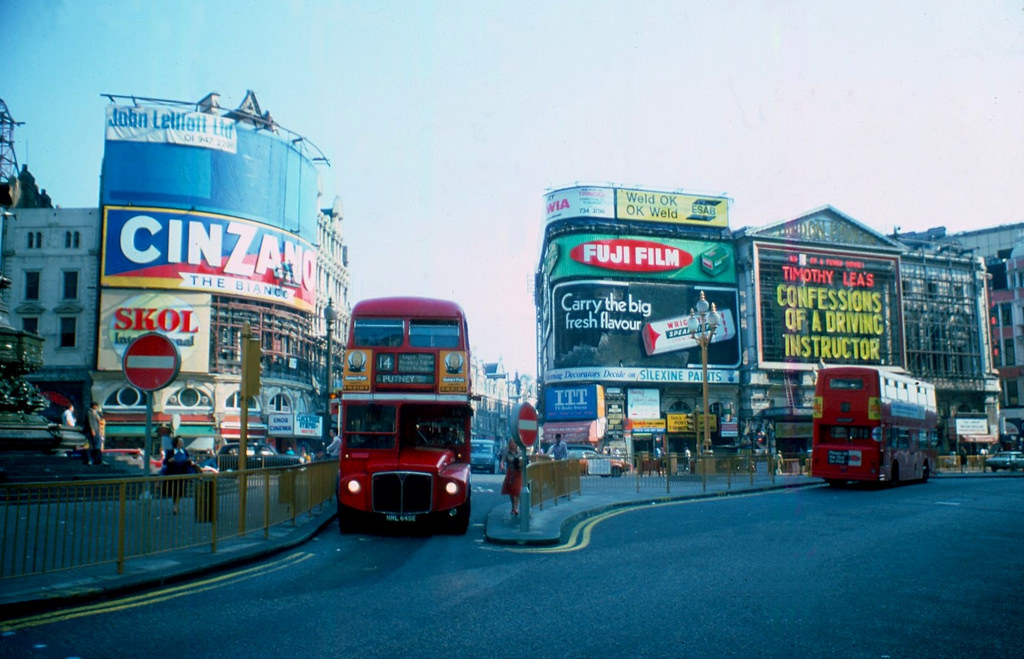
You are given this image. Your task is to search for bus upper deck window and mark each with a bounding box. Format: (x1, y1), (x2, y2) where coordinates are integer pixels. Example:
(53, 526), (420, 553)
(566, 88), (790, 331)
(829, 378), (864, 390)
(409, 320), (460, 348)
(353, 319), (404, 347)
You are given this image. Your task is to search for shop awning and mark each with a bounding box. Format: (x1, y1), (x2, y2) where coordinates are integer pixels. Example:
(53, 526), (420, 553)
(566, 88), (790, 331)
(106, 424), (216, 437)
(542, 419), (605, 444)
(960, 434), (997, 444)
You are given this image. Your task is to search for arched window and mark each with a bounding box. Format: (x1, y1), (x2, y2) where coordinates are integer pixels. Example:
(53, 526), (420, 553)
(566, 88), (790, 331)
(268, 393), (292, 413)
(104, 386), (144, 408)
(225, 391), (261, 411)
(167, 386), (209, 409)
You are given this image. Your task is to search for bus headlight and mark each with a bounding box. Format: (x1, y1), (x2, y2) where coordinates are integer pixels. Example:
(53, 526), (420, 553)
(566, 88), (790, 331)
(346, 480), (362, 495)
(444, 481), (459, 496)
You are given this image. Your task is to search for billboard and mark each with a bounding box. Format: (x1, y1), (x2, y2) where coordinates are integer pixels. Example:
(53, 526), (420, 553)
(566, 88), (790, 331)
(544, 385), (605, 421)
(544, 185), (729, 228)
(101, 206), (317, 312)
(755, 245), (904, 367)
(106, 105), (237, 153)
(97, 290), (211, 373)
(547, 280), (740, 384)
(102, 103), (321, 244)
(544, 233), (734, 283)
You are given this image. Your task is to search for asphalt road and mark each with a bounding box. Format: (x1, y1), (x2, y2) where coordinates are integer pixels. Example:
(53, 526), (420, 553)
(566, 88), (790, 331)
(2, 475), (1021, 658)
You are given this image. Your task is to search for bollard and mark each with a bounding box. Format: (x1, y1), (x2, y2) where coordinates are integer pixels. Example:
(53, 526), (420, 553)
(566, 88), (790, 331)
(519, 484), (531, 531)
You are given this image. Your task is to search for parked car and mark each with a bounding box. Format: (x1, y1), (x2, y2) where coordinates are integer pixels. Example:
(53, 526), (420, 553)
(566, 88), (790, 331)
(985, 451), (1024, 472)
(566, 446), (630, 477)
(471, 437), (502, 473)
(217, 442), (303, 470)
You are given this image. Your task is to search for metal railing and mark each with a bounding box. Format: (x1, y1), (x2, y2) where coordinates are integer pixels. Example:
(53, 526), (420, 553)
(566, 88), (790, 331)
(525, 458), (581, 510)
(0, 461), (337, 580)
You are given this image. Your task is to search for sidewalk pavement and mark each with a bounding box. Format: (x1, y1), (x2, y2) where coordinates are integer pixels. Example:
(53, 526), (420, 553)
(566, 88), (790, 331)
(1, 470), (982, 618)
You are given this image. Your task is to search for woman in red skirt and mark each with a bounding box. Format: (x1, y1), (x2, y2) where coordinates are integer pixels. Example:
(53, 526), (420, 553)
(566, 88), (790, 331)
(500, 439), (523, 516)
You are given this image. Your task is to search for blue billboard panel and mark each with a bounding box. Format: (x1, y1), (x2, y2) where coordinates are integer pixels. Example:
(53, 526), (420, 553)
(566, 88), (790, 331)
(102, 104), (321, 243)
(545, 385), (604, 421)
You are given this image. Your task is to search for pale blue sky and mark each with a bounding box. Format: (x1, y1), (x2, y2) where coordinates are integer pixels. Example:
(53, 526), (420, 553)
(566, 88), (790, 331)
(7, 0), (1023, 375)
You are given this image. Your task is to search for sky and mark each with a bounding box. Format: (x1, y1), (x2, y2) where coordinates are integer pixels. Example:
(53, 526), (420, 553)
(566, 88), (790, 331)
(7, 0), (1023, 377)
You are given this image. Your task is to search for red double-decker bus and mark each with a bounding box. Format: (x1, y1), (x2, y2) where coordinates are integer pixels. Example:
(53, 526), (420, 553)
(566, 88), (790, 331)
(336, 297), (473, 533)
(811, 366), (938, 487)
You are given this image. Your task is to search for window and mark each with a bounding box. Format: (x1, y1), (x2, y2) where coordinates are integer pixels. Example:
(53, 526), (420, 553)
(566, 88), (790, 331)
(828, 377), (864, 390)
(27, 231), (42, 248)
(22, 317), (39, 334)
(269, 393), (292, 412)
(409, 319), (460, 348)
(353, 319), (404, 347)
(225, 391), (260, 410)
(64, 231), (80, 249)
(62, 271), (79, 300)
(24, 271), (40, 300)
(105, 387), (144, 408)
(58, 317), (76, 348)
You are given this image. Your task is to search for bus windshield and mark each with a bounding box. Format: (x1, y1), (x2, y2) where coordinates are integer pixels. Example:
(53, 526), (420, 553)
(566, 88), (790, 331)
(401, 404), (467, 448)
(344, 404), (397, 449)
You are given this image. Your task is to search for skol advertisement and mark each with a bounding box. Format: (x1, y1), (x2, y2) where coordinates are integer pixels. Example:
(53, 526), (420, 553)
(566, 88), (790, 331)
(756, 245), (904, 367)
(101, 206), (317, 312)
(544, 233), (735, 284)
(548, 280), (740, 384)
(97, 290), (211, 373)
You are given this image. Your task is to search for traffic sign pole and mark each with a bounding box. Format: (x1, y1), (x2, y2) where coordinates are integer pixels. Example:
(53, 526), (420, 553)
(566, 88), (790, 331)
(122, 333), (181, 475)
(511, 402), (539, 531)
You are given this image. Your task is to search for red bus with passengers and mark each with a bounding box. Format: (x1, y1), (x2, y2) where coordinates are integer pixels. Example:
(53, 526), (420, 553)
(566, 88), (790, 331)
(811, 366), (938, 487)
(336, 297), (473, 533)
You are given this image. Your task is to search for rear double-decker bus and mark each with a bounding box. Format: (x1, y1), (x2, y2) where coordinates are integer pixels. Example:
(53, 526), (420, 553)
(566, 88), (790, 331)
(812, 366), (937, 487)
(337, 297), (473, 533)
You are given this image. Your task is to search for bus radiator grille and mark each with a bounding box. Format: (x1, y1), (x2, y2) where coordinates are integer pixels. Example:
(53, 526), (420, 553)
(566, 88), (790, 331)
(372, 472), (433, 514)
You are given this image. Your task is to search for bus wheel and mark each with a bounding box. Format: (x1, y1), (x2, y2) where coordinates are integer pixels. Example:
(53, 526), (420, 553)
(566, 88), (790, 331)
(826, 479), (846, 488)
(337, 503), (359, 534)
(449, 495), (471, 535)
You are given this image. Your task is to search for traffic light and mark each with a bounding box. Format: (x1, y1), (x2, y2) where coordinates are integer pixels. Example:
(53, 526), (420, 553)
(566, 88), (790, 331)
(241, 337), (262, 397)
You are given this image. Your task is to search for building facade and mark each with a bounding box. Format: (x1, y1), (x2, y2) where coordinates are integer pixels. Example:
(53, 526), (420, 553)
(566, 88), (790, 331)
(2, 92), (350, 456)
(534, 186), (1001, 457)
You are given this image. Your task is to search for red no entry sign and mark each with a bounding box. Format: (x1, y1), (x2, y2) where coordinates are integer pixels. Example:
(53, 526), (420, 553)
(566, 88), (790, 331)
(515, 403), (538, 447)
(122, 332), (181, 392)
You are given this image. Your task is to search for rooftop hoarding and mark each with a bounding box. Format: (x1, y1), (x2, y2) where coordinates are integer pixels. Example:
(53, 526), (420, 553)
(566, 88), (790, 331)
(755, 244), (904, 368)
(544, 233), (735, 284)
(102, 103), (321, 244)
(546, 280), (740, 385)
(101, 206), (317, 312)
(544, 185), (729, 229)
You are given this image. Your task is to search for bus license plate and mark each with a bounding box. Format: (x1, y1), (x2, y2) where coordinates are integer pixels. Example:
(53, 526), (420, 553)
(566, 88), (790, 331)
(385, 513), (417, 523)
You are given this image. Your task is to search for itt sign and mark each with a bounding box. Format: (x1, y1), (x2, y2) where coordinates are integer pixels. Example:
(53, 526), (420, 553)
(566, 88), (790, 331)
(122, 332), (181, 392)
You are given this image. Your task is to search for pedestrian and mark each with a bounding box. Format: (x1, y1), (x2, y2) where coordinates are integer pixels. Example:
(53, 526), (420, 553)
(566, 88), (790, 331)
(326, 428), (341, 458)
(550, 433), (568, 460)
(500, 439), (523, 516)
(958, 445), (968, 473)
(62, 403), (76, 428)
(162, 436), (197, 514)
(86, 402), (105, 465)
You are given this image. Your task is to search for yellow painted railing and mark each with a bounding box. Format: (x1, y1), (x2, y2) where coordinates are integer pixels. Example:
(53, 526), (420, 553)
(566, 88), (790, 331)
(0, 460), (337, 580)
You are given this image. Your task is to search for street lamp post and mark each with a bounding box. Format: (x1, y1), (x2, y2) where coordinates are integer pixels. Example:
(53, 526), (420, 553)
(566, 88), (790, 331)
(323, 298), (337, 446)
(686, 291), (721, 455)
